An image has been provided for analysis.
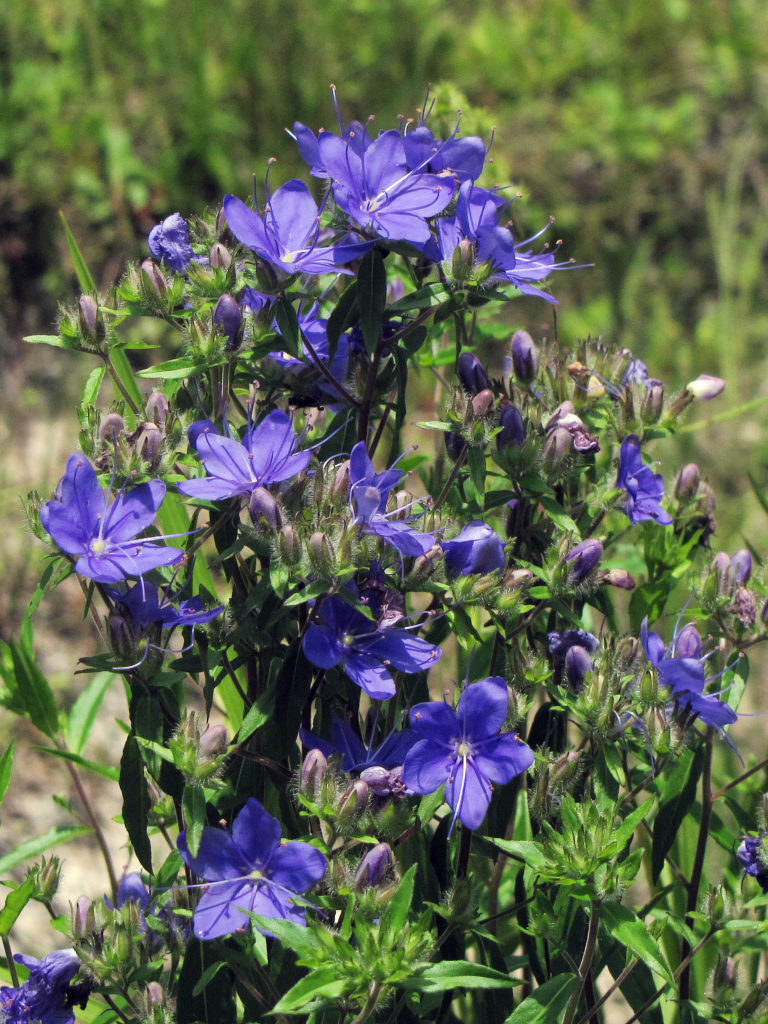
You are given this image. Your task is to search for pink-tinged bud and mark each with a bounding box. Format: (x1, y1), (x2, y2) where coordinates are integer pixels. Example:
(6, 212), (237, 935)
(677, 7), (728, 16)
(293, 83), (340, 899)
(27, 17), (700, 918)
(132, 422), (164, 470)
(596, 568), (636, 589)
(729, 586), (756, 626)
(198, 725), (227, 760)
(309, 531), (334, 569)
(108, 613), (135, 659)
(729, 548), (752, 585)
(338, 779), (369, 819)
(550, 751), (580, 787)
(213, 294), (243, 351)
(99, 412), (125, 442)
(676, 624), (702, 660)
(675, 463), (700, 502)
(215, 206), (228, 235)
(73, 895), (94, 939)
(249, 487), (282, 529)
(503, 568), (533, 589)
(300, 749), (328, 797)
(712, 551), (731, 580)
(511, 329), (538, 382)
(393, 489), (412, 516)
(564, 645), (593, 689)
(330, 460), (350, 502)
(412, 544), (441, 580)
(471, 388), (494, 418)
(543, 427), (572, 470)
(359, 766), (392, 795)
(457, 352), (491, 396)
(146, 982), (166, 1009)
(565, 539), (603, 584)
(640, 380), (664, 424)
(140, 259), (167, 298)
(545, 401), (575, 430)
(146, 391), (170, 427)
(209, 242), (232, 269)
(686, 374), (725, 401)
(78, 295), (103, 341)
(353, 843), (394, 890)
(278, 525), (301, 564)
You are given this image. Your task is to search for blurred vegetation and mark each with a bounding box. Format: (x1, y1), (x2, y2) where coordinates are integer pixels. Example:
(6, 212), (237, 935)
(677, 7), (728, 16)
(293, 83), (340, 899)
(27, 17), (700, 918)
(1, 0), (768, 551)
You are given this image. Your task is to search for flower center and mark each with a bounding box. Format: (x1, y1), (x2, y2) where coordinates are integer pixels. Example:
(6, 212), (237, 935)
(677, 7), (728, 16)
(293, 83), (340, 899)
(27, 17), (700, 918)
(249, 868), (264, 882)
(91, 539), (107, 555)
(456, 741), (472, 759)
(342, 634), (355, 648)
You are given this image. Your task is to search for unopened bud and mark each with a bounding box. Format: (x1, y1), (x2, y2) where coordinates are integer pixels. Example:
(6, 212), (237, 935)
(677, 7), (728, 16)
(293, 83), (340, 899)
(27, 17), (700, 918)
(457, 352), (491, 396)
(73, 895), (95, 940)
(729, 548), (752, 585)
(309, 531), (335, 569)
(713, 956), (736, 992)
(564, 645), (593, 689)
(78, 295), (104, 342)
(213, 294), (243, 351)
(565, 539), (603, 584)
(545, 401), (574, 430)
(550, 751), (580, 788)
(300, 749), (328, 797)
(497, 404), (525, 449)
(330, 461), (350, 502)
(674, 463), (699, 502)
(445, 431), (467, 463)
(542, 427), (572, 471)
(471, 388), (494, 417)
(510, 329), (538, 382)
(133, 422), (164, 470)
(140, 259), (167, 298)
(712, 551), (731, 593)
(146, 391), (170, 427)
(596, 568), (635, 589)
(686, 374), (725, 401)
(451, 239), (475, 283)
(33, 857), (62, 903)
(100, 413), (125, 443)
(353, 843), (394, 890)
(338, 779), (369, 820)
(198, 725), (227, 760)
(502, 568), (533, 590)
(146, 982), (166, 1009)
(108, 613), (136, 659)
(249, 487), (282, 529)
(676, 623), (702, 660)
(641, 381), (664, 423)
(278, 525), (301, 564)
(209, 242), (232, 269)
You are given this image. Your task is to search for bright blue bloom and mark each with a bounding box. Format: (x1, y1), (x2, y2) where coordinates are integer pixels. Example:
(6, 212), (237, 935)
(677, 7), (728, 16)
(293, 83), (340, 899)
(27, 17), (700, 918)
(0, 949), (80, 1024)
(302, 589), (441, 700)
(263, 308), (352, 406)
(107, 582), (223, 632)
(223, 180), (370, 276)
(40, 456), (184, 584)
(177, 798), (326, 940)
(316, 130), (455, 245)
(178, 410), (310, 502)
(737, 835), (768, 892)
(403, 677), (534, 831)
(300, 716), (416, 773)
(616, 435), (672, 526)
(640, 617), (738, 732)
(148, 213), (200, 273)
(402, 125), (486, 183)
(349, 442), (434, 558)
(442, 521), (506, 577)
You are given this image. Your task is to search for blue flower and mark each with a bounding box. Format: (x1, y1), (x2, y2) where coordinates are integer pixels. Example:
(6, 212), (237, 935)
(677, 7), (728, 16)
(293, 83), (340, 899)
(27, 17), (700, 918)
(640, 617), (738, 732)
(147, 213), (200, 273)
(300, 716), (416, 774)
(178, 410), (310, 502)
(302, 589), (442, 700)
(40, 456), (184, 584)
(177, 798), (326, 940)
(442, 521), (506, 577)
(403, 677), (534, 831)
(348, 442), (434, 558)
(402, 125), (486, 183)
(0, 949), (80, 1024)
(223, 180), (370, 276)
(107, 582), (223, 633)
(616, 435), (673, 526)
(737, 835), (768, 892)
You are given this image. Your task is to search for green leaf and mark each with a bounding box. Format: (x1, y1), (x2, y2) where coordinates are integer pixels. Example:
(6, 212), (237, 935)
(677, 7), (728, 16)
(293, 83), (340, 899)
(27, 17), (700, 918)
(9, 640), (59, 740)
(235, 700), (269, 744)
(31, 746), (119, 782)
(0, 743), (13, 807)
(488, 839), (548, 873)
(388, 283), (447, 311)
(538, 496), (578, 534)
(177, 938), (236, 1024)
(613, 796), (655, 850)
(82, 364), (107, 405)
(0, 826), (91, 874)
(326, 279), (358, 358)
(119, 736), (153, 872)
(503, 973), (579, 1023)
(248, 914), (317, 954)
(402, 960), (521, 994)
(182, 785), (207, 858)
(357, 248), (387, 354)
(467, 445), (486, 496)
(652, 745), (704, 883)
(136, 355), (210, 379)
(599, 903), (674, 983)
(274, 295), (301, 357)
(380, 864), (416, 945)
(59, 211), (97, 292)
(191, 959), (229, 998)
(0, 876), (36, 938)
(24, 334), (74, 350)
(271, 966), (348, 1013)
(66, 672), (115, 755)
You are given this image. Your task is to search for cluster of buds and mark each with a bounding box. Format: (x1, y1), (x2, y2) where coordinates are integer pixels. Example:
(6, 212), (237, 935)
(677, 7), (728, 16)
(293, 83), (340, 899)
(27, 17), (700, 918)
(707, 547), (759, 627)
(166, 711), (229, 785)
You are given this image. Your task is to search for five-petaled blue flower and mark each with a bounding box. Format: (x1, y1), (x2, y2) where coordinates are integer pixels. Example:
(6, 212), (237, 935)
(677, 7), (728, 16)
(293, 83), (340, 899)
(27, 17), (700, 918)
(302, 589), (441, 700)
(616, 435), (672, 526)
(442, 521), (506, 577)
(0, 949), (81, 1024)
(41, 456), (184, 584)
(223, 180), (370, 276)
(640, 616), (738, 732)
(178, 410), (310, 502)
(403, 676), (534, 831)
(147, 213), (200, 273)
(177, 798), (326, 940)
(348, 442), (434, 558)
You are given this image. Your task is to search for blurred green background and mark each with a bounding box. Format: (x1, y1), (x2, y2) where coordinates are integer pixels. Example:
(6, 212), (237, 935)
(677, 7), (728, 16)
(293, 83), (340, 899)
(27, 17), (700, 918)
(2, 0), (768, 636)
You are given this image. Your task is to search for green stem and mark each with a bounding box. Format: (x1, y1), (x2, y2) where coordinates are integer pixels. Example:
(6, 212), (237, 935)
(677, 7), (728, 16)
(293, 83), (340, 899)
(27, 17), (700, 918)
(349, 981), (381, 1024)
(711, 754), (768, 800)
(63, 756), (119, 902)
(432, 444), (468, 512)
(2, 937), (18, 987)
(561, 900), (600, 1024)
(679, 729), (713, 1002)
(102, 353), (142, 417)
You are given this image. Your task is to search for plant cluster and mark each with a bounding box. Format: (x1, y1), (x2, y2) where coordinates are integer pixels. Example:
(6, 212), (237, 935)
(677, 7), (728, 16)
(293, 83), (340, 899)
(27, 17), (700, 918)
(3, 90), (768, 1024)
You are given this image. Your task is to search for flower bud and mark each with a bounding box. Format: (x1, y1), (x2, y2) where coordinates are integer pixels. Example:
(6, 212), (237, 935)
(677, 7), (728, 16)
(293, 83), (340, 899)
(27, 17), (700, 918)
(711, 551), (731, 594)
(249, 487), (282, 529)
(510, 329), (538, 382)
(450, 239), (475, 284)
(542, 427), (572, 471)
(209, 242), (232, 269)
(300, 749), (328, 798)
(329, 461), (350, 502)
(641, 381), (664, 423)
(33, 857), (62, 903)
(146, 391), (170, 427)
(471, 388), (494, 418)
(445, 431), (468, 463)
(337, 779), (369, 820)
(457, 352), (491, 396)
(278, 525), (301, 564)
(502, 568), (533, 590)
(309, 531), (335, 570)
(550, 751), (580, 788)
(140, 259), (167, 298)
(729, 586), (756, 626)
(675, 623), (702, 660)
(73, 895), (95, 940)
(674, 463), (699, 502)
(108, 613), (136, 659)
(564, 645), (593, 689)
(686, 374), (725, 401)
(132, 421), (164, 470)
(213, 294), (243, 351)
(359, 766), (392, 795)
(353, 843), (394, 890)
(596, 568), (635, 589)
(729, 548), (752, 585)
(99, 412), (125, 443)
(712, 957), (736, 993)
(496, 404), (525, 449)
(198, 725), (227, 760)
(565, 539), (603, 584)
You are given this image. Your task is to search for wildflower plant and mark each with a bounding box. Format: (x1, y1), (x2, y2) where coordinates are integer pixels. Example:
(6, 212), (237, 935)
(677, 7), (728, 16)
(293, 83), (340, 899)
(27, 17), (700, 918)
(5, 87), (768, 1024)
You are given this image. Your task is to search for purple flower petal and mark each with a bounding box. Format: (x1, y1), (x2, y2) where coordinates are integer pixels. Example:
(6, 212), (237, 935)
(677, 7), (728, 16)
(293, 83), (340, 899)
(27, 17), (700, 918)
(402, 738), (454, 794)
(457, 677), (509, 739)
